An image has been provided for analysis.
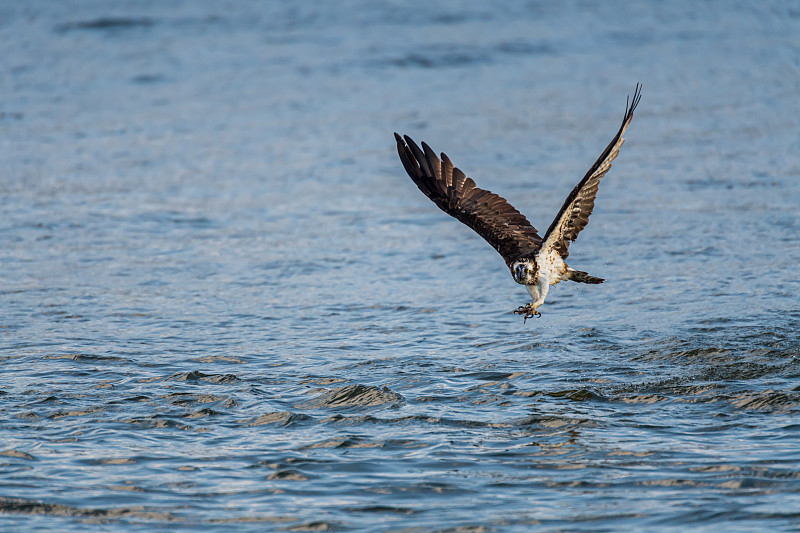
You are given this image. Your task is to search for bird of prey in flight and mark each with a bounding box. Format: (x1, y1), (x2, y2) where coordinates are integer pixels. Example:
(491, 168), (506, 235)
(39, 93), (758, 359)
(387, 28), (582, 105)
(394, 84), (641, 322)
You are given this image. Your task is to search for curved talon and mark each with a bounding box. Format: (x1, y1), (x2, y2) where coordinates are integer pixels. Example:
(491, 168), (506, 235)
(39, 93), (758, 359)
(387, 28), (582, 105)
(513, 304), (541, 322)
(523, 311), (537, 323)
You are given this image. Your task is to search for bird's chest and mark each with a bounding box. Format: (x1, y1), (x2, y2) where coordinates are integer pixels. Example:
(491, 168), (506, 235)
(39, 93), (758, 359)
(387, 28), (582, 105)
(535, 251), (567, 286)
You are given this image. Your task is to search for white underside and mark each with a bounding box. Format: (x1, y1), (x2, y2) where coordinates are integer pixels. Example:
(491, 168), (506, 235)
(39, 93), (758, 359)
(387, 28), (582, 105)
(525, 248), (570, 310)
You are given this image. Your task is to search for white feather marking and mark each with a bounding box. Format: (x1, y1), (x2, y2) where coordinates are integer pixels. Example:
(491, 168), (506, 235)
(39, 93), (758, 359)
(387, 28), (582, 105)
(524, 247), (571, 310)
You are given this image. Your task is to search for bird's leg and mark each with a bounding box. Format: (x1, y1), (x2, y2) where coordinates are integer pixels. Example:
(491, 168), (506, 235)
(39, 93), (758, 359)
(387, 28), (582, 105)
(513, 304), (541, 323)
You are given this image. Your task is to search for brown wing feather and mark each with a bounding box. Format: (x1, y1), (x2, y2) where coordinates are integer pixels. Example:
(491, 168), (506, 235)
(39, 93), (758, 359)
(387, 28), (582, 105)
(395, 133), (542, 264)
(542, 84), (642, 259)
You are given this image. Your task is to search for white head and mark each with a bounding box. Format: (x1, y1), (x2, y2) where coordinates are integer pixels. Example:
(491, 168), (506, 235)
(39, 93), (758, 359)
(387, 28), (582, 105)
(510, 260), (537, 285)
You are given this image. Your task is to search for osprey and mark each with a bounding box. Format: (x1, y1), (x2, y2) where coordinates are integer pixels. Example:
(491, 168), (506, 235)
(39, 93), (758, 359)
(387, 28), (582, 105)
(394, 84), (641, 322)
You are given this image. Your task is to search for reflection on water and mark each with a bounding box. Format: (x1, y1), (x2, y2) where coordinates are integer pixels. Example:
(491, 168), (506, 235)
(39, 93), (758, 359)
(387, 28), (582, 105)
(1, 0), (799, 531)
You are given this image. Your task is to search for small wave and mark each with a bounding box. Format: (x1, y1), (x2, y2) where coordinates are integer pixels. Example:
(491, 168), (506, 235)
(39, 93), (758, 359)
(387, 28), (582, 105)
(0, 449), (34, 460)
(162, 392), (233, 406)
(0, 496), (176, 521)
(165, 371), (240, 383)
(42, 353), (126, 362)
(517, 415), (598, 429)
(729, 390), (800, 412)
(301, 437), (386, 450)
(317, 413), (513, 430)
(618, 394), (668, 404)
(378, 41), (554, 70)
(182, 408), (221, 419)
(267, 469), (309, 481)
(54, 17), (154, 33)
(47, 406), (104, 419)
(283, 521), (345, 532)
(547, 388), (605, 402)
(298, 384), (405, 410)
(245, 411), (311, 427)
(190, 355), (247, 364)
(121, 417), (194, 430)
(343, 505), (417, 514)
(634, 346), (735, 364)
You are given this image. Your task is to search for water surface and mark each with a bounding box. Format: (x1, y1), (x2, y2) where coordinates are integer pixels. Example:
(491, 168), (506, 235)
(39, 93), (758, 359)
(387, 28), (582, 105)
(2, 1), (799, 531)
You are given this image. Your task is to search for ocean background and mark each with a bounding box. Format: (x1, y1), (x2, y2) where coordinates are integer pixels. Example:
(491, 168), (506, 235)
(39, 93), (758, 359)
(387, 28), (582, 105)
(2, 1), (799, 531)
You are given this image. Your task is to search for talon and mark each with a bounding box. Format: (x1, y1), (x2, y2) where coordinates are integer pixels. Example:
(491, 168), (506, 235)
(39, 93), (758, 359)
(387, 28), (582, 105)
(514, 304), (540, 323)
(523, 310), (541, 323)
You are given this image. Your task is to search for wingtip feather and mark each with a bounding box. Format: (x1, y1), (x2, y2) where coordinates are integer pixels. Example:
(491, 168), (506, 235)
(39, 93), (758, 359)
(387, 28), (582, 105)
(626, 83), (643, 118)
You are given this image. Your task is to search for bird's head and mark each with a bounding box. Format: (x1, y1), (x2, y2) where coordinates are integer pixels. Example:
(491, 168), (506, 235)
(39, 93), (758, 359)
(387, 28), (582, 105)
(510, 260), (537, 285)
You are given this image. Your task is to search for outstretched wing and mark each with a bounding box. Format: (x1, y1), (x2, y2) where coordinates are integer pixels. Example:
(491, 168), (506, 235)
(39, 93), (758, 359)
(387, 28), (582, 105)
(395, 133), (542, 264)
(541, 84), (642, 259)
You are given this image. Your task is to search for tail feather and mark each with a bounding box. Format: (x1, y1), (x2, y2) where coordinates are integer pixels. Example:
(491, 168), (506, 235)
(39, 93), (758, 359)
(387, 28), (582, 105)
(568, 269), (604, 284)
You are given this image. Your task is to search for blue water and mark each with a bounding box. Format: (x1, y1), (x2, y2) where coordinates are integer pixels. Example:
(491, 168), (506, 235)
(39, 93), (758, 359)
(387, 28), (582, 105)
(2, 1), (799, 531)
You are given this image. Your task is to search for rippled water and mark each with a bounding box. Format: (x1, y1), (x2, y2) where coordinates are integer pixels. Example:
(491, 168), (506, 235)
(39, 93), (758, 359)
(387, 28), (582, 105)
(2, 1), (800, 531)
